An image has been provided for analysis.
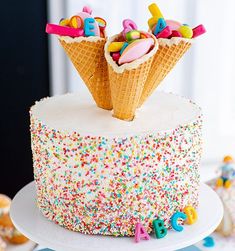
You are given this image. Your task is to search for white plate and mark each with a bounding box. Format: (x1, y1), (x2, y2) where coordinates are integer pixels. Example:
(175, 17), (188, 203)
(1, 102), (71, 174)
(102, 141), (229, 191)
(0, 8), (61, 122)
(10, 182), (223, 251)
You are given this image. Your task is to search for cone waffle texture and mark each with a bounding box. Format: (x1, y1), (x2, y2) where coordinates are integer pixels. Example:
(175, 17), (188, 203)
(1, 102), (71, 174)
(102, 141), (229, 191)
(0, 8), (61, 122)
(104, 34), (158, 121)
(139, 38), (192, 107)
(59, 36), (112, 110)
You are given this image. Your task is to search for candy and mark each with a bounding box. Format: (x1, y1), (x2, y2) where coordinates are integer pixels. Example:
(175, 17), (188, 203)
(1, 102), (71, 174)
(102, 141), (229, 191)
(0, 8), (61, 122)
(120, 42), (129, 55)
(122, 19), (138, 38)
(171, 212), (187, 232)
(148, 3), (164, 29)
(46, 24), (84, 37)
(126, 30), (141, 41)
(153, 219), (167, 239)
(166, 20), (182, 31)
(83, 6), (92, 15)
(59, 18), (70, 26)
(179, 25), (193, 39)
(203, 236), (215, 247)
(183, 206), (198, 225)
(168, 30), (182, 38)
(77, 12), (100, 36)
(119, 38), (154, 65)
(69, 16), (84, 29)
(108, 42), (125, 52)
(153, 18), (167, 36)
(149, 3), (164, 18)
(135, 223), (150, 243)
(84, 18), (96, 37)
(94, 17), (107, 30)
(156, 26), (172, 39)
(140, 31), (152, 39)
(192, 24), (206, 38)
(111, 52), (121, 62)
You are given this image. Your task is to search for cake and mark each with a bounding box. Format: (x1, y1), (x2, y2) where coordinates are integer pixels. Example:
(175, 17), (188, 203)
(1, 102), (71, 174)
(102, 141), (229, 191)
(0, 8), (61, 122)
(30, 92), (203, 236)
(34, 1), (206, 239)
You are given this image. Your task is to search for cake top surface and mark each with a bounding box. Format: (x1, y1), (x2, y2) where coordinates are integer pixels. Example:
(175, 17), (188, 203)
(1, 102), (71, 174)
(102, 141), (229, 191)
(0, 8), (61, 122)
(31, 92), (201, 137)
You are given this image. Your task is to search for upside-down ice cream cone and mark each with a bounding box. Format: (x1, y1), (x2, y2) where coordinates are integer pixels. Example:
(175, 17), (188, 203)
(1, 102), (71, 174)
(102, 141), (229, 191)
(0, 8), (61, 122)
(105, 33), (158, 121)
(138, 37), (192, 107)
(46, 6), (112, 110)
(59, 36), (112, 110)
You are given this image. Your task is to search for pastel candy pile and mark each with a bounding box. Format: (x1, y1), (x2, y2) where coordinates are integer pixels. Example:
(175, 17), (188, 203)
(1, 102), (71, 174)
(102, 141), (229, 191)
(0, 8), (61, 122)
(46, 6), (106, 38)
(108, 19), (155, 65)
(148, 3), (206, 39)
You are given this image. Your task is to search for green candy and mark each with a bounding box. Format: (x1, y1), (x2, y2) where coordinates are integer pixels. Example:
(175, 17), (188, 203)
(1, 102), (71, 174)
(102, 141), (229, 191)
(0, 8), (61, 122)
(126, 30), (141, 41)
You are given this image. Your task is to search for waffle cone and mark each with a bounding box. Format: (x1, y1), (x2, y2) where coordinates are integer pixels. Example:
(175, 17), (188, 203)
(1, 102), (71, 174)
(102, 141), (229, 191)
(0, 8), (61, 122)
(105, 35), (158, 121)
(59, 36), (112, 110)
(139, 38), (192, 107)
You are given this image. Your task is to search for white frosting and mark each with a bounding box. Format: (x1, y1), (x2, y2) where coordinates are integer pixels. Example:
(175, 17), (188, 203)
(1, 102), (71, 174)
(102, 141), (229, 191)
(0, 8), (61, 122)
(158, 37), (193, 47)
(31, 92), (201, 138)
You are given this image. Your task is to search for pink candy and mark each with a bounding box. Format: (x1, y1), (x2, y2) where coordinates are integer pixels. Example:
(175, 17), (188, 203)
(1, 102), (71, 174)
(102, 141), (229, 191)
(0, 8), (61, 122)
(122, 19), (138, 38)
(135, 223), (150, 243)
(112, 52), (121, 62)
(168, 30), (182, 38)
(156, 26), (172, 39)
(46, 24), (84, 37)
(83, 6), (92, 15)
(192, 24), (206, 38)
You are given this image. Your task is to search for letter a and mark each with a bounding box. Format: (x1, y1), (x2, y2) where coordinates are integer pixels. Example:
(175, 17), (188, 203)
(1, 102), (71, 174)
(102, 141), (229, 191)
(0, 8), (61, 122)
(135, 223), (151, 243)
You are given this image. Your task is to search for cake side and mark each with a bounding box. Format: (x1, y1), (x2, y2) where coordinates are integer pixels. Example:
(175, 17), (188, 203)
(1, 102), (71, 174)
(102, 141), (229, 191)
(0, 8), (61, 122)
(30, 92), (203, 236)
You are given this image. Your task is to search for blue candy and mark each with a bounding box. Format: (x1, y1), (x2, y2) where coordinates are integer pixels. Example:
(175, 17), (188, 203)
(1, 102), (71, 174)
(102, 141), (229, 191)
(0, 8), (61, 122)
(171, 212), (187, 232)
(84, 18), (95, 37)
(120, 42), (129, 55)
(154, 18), (167, 36)
(203, 236), (215, 247)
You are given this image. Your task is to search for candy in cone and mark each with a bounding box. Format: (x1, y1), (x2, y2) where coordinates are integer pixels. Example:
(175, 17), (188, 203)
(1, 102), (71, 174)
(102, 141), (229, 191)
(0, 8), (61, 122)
(139, 38), (192, 107)
(59, 36), (113, 110)
(105, 34), (158, 121)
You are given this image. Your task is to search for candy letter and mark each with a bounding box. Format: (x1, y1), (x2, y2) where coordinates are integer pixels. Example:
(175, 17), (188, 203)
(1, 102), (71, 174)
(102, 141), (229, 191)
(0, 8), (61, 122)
(149, 3), (164, 19)
(179, 25), (193, 39)
(171, 212), (187, 232)
(148, 3), (164, 29)
(183, 206), (198, 225)
(83, 6), (92, 14)
(192, 24), (206, 38)
(153, 219), (167, 239)
(166, 20), (182, 31)
(122, 19), (138, 37)
(84, 18), (95, 36)
(94, 17), (107, 30)
(154, 18), (167, 36)
(156, 26), (172, 39)
(69, 16), (84, 29)
(203, 236), (215, 247)
(108, 42), (125, 52)
(135, 223), (150, 243)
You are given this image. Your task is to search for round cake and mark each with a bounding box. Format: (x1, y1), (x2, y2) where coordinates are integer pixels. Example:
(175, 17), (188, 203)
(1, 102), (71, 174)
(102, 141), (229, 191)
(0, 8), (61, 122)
(30, 92), (203, 236)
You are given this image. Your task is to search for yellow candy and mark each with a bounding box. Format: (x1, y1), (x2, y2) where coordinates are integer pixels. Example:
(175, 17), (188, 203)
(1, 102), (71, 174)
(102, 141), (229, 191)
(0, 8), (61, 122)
(149, 3), (164, 19)
(183, 206), (198, 225)
(148, 3), (164, 29)
(108, 42), (125, 52)
(69, 16), (83, 29)
(179, 25), (193, 39)
(59, 18), (70, 26)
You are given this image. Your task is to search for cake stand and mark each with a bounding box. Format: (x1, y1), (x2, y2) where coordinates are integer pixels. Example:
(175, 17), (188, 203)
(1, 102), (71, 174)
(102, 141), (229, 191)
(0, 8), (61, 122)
(10, 182), (223, 251)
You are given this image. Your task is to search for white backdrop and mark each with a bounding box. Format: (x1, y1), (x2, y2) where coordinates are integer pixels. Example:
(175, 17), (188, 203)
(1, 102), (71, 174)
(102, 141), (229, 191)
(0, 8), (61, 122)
(47, 0), (235, 164)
